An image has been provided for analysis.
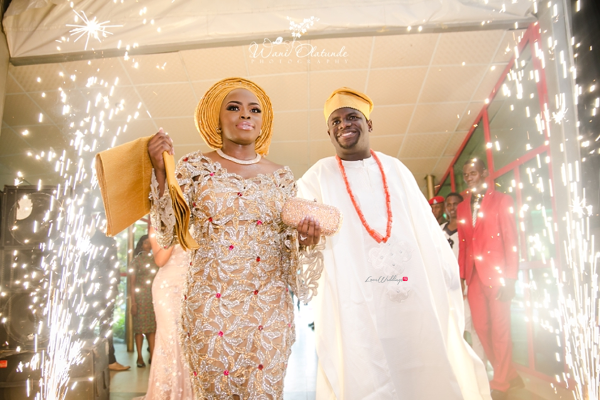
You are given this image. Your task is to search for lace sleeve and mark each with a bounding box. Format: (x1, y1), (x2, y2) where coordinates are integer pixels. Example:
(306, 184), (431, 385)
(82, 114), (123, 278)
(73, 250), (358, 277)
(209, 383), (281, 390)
(149, 170), (176, 248)
(282, 229), (325, 305)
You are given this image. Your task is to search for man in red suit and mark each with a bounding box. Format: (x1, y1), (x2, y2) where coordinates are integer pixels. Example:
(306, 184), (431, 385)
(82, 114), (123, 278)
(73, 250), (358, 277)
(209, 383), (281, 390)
(457, 158), (523, 400)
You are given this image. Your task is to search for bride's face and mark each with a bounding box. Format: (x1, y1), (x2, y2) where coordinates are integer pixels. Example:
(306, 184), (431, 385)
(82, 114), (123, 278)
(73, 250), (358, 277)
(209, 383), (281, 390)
(219, 88), (263, 147)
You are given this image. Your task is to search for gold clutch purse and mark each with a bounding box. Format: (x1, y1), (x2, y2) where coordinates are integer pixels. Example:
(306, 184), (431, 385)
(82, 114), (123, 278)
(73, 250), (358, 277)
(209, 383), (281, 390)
(281, 198), (343, 236)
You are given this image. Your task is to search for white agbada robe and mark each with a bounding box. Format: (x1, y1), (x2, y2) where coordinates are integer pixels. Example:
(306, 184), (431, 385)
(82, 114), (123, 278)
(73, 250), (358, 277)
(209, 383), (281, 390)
(297, 152), (491, 400)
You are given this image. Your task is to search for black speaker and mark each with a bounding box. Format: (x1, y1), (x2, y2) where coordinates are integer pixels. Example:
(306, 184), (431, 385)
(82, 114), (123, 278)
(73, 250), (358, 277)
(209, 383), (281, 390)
(0, 186), (58, 352)
(1, 186), (60, 250)
(0, 340), (109, 400)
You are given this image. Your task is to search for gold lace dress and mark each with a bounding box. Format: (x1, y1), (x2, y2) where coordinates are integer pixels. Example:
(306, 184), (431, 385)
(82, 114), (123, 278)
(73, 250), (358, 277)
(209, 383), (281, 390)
(150, 151), (322, 400)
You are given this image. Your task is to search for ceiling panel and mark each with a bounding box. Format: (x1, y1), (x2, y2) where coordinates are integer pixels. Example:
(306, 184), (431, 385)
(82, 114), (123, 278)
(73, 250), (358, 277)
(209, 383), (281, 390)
(309, 139), (336, 165)
(9, 63), (75, 92)
(272, 111), (309, 142)
(308, 36), (373, 72)
(419, 65), (487, 103)
(309, 110), (329, 141)
(367, 67), (427, 105)
(3, 94), (49, 126)
(0, 127), (29, 157)
(407, 102), (469, 134)
(136, 83), (197, 119)
(182, 46), (248, 81)
(471, 66), (506, 102)
(153, 117), (198, 143)
(444, 131), (469, 157)
(432, 156), (455, 178)
(246, 40), (310, 76)
(5, 74), (23, 94)
(253, 73), (309, 112)
(369, 105), (414, 136)
(456, 102), (484, 131)
(399, 132), (452, 158)
(7, 124), (68, 152)
(61, 58), (132, 88)
(127, 53), (190, 85)
(399, 157), (438, 178)
(371, 135), (403, 155)
(113, 118), (158, 145)
(267, 141), (309, 166)
(493, 30), (526, 63)
(309, 70), (368, 109)
(371, 33), (438, 68)
(432, 30), (505, 65)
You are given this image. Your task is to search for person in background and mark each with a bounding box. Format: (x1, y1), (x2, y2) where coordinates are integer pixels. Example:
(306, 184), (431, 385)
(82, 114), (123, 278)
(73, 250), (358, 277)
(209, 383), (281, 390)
(442, 193), (487, 366)
(429, 195), (447, 225)
(140, 226), (195, 399)
(90, 216), (130, 372)
(457, 159), (523, 400)
(129, 234), (157, 368)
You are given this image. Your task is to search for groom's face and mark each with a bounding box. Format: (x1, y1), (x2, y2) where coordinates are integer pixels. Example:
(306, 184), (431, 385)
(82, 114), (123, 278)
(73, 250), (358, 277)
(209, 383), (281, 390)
(327, 108), (372, 156)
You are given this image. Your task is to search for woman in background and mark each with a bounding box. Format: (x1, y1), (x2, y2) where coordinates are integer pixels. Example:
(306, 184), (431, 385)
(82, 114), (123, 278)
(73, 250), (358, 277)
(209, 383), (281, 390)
(143, 226), (194, 399)
(129, 234), (157, 368)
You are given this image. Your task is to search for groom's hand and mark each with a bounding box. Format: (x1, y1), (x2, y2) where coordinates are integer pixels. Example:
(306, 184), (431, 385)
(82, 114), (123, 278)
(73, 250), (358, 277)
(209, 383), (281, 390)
(298, 216), (321, 246)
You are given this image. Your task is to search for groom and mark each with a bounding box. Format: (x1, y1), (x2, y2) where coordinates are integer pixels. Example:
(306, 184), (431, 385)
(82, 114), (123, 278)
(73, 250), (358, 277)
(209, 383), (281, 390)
(296, 88), (491, 399)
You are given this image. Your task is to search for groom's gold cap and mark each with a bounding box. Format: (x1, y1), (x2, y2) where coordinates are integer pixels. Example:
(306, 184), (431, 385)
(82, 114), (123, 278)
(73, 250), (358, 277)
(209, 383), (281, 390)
(324, 87), (373, 123)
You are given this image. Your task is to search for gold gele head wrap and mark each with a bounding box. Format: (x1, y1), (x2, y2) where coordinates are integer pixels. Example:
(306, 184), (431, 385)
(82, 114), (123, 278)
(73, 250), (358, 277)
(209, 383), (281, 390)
(195, 77), (274, 155)
(324, 87), (374, 124)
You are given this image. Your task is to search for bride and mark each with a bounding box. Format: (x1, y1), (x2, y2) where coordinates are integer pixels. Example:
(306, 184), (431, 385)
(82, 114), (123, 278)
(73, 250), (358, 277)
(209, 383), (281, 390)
(147, 77), (322, 399)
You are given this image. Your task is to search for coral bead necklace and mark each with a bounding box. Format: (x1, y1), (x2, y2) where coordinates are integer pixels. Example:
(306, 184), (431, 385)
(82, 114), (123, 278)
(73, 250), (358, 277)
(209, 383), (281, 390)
(336, 150), (393, 243)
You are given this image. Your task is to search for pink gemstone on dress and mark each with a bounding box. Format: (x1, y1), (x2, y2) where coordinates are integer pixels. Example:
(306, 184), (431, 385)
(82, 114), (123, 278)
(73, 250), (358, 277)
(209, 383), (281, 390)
(184, 295), (187, 300)
(258, 325), (263, 331)
(237, 192), (242, 197)
(258, 364), (264, 370)
(193, 371), (197, 376)
(210, 173), (214, 176)
(256, 257), (261, 262)
(257, 220), (262, 225)
(216, 293), (221, 298)
(253, 290), (258, 295)
(224, 370), (229, 376)
(218, 331), (223, 337)
(208, 217), (213, 222)
(229, 245), (234, 250)
(403, 277), (408, 281)
(183, 157), (189, 162)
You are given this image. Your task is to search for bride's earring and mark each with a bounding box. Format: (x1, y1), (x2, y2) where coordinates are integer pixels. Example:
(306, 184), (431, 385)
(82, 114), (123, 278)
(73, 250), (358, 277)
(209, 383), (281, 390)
(216, 127), (222, 134)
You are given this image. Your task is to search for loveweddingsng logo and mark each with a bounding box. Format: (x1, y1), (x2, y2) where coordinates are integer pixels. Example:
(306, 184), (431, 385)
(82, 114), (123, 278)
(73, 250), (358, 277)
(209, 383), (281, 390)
(365, 275), (409, 284)
(248, 16), (349, 64)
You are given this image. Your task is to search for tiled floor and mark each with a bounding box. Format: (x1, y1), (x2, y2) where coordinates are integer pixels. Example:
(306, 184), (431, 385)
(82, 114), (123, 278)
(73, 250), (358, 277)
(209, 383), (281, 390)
(109, 302), (318, 399)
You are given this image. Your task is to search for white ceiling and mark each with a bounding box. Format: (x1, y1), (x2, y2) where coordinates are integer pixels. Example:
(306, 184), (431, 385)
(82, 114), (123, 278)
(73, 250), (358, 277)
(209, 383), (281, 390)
(0, 28), (525, 192)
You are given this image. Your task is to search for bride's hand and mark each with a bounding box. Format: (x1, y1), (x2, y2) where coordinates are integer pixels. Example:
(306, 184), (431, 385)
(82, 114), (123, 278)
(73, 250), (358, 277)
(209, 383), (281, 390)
(148, 128), (174, 176)
(298, 216), (321, 246)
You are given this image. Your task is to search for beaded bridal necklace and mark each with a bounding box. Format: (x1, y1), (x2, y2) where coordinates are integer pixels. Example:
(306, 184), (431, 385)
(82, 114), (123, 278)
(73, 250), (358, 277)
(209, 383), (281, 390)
(217, 148), (261, 165)
(336, 150), (393, 243)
